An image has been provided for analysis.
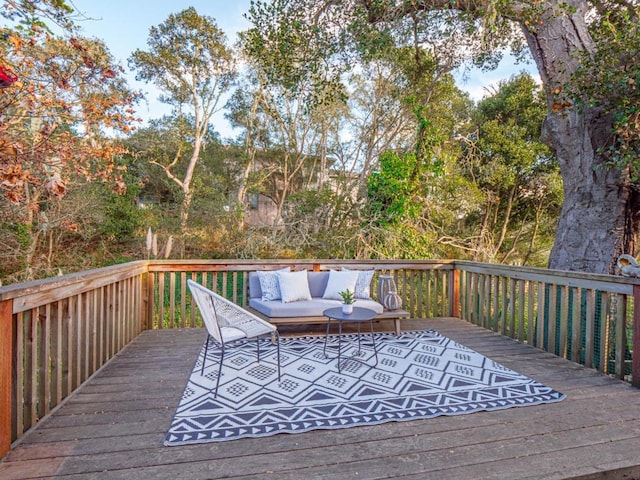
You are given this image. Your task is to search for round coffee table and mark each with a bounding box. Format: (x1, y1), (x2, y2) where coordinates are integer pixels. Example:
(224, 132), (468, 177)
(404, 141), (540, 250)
(322, 306), (378, 373)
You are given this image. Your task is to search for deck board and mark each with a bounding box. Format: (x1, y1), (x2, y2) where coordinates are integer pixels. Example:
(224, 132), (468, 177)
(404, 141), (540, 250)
(2, 317), (640, 479)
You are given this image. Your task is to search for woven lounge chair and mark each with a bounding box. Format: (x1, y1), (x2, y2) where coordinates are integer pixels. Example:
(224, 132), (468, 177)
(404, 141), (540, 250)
(187, 279), (281, 397)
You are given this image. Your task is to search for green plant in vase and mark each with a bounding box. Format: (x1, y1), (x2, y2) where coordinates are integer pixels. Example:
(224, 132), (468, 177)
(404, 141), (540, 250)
(339, 289), (355, 314)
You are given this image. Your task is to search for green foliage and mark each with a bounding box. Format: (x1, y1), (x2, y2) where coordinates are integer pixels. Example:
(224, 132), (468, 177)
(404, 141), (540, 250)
(0, 1), (583, 282)
(243, 0), (344, 108)
(367, 150), (422, 226)
(129, 7), (236, 108)
(1, 0), (75, 31)
(367, 107), (444, 228)
(569, 6), (640, 178)
(93, 182), (143, 242)
(339, 289), (355, 304)
(456, 72), (561, 263)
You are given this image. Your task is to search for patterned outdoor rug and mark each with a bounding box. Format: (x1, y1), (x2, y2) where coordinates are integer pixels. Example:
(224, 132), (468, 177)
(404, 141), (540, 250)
(164, 330), (565, 445)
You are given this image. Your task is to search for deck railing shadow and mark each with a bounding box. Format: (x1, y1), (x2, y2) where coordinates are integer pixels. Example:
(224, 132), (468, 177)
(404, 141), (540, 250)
(2, 258), (639, 457)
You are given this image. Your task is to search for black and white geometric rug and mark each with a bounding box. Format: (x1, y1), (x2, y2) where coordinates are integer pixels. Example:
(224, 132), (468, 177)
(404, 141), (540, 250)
(164, 330), (565, 446)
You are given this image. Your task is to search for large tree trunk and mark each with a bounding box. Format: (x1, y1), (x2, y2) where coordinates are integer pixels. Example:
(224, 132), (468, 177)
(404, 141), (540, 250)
(544, 108), (629, 273)
(522, 0), (632, 274)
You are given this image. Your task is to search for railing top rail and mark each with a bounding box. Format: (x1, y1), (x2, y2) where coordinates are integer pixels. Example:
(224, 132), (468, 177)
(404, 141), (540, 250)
(3, 258), (639, 313)
(0, 260), (149, 313)
(145, 259), (457, 272)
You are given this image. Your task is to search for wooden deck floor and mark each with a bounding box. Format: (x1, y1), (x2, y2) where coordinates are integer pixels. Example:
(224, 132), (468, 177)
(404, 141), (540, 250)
(2, 317), (640, 480)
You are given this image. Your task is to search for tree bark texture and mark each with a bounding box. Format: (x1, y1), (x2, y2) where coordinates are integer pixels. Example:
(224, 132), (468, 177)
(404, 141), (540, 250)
(522, 0), (630, 273)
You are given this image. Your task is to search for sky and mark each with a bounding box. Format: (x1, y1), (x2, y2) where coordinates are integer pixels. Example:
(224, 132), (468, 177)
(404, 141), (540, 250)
(68, 0), (537, 139)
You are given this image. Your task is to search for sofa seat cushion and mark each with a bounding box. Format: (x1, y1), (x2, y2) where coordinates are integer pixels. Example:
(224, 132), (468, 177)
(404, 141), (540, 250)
(249, 297), (383, 318)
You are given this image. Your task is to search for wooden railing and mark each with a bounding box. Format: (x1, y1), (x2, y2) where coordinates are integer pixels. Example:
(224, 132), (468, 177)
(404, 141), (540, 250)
(456, 261), (640, 384)
(145, 260), (455, 329)
(0, 261), (149, 457)
(1, 258), (640, 459)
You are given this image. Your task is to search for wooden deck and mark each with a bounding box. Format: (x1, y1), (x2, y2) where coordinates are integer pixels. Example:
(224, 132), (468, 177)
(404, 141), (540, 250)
(2, 317), (640, 480)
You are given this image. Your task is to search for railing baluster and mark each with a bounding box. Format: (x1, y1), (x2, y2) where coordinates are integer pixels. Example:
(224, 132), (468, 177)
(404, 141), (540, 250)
(614, 293), (627, 380)
(0, 299), (13, 454)
(509, 278), (516, 338)
(53, 299), (63, 406)
(527, 281), (535, 345)
(221, 272), (227, 298)
(169, 273), (176, 329)
(517, 280), (525, 342)
(425, 269), (432, 318)
(42, 304), (51, 416)
(584, 289), (595, 369)
(181, 272), (187, 328)
(491, 276), (499, 332)
(158, 273), (165, 329)
(478, 273), (486, 328)
(558, 285), (569, 358)
(417, 270), (424, 318)
(15, 312), (24, 436)
(500, 276), (507, 335)
(571, 287), (581, 364)
(25, 309), (35, 431)
(97, 287), (104, 369)
(599, 293), (610, 374)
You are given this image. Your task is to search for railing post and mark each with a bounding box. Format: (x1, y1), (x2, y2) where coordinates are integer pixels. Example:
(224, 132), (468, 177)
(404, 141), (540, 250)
(0, 299), (13, 457)
(450, 269), (460, 318)
(147, 270), (155, 330)
(633, 286), (640, 388)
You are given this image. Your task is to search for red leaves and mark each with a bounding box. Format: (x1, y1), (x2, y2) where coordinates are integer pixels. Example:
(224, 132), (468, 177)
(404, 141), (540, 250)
(1, 30), (139, 208)
(0, 65), (18, 88)
(552, 101), (573, 112)
(102, 68), (116, 79)
(69, 37), (87, 52)
(550, 84), (572, 112)
(551, 85), (563, 96)
(0, 163), (37, 204)
(44, 175), (67, 199)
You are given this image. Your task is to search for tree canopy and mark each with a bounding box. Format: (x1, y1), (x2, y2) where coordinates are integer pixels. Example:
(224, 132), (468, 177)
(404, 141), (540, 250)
(3, 0), (637, 282)
(0, 0), (140, 279)
(244, 0), (640, 274)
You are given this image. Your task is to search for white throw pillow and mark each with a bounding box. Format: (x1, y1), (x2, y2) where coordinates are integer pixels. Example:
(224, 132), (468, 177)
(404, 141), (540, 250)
(322, 270), (359, 301)
(277, 270), (312, 303)
(257, 267), (290, 301)
(342, 267), (375, 299)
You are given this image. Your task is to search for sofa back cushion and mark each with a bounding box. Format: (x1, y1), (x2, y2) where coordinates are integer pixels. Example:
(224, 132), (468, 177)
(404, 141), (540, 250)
(248, 272), (262, 299)
(248, 271), (329, 299)
(307, 272), (329, 297)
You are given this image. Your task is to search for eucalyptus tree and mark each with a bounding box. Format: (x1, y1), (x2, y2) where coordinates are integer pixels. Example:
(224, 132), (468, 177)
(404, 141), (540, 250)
(129, 7), (236, 249)
(248, 0), (640, 274)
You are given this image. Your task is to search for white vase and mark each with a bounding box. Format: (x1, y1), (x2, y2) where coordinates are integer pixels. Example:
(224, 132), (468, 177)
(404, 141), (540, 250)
(342, 304), (353, 314)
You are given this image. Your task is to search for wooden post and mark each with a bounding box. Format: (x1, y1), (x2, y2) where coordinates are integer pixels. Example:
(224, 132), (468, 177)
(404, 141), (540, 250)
(632, 286), (640, 388)
(147, 271), (155, 331)
(450, 270), (460, 318)
(0, 299), (14, 458)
